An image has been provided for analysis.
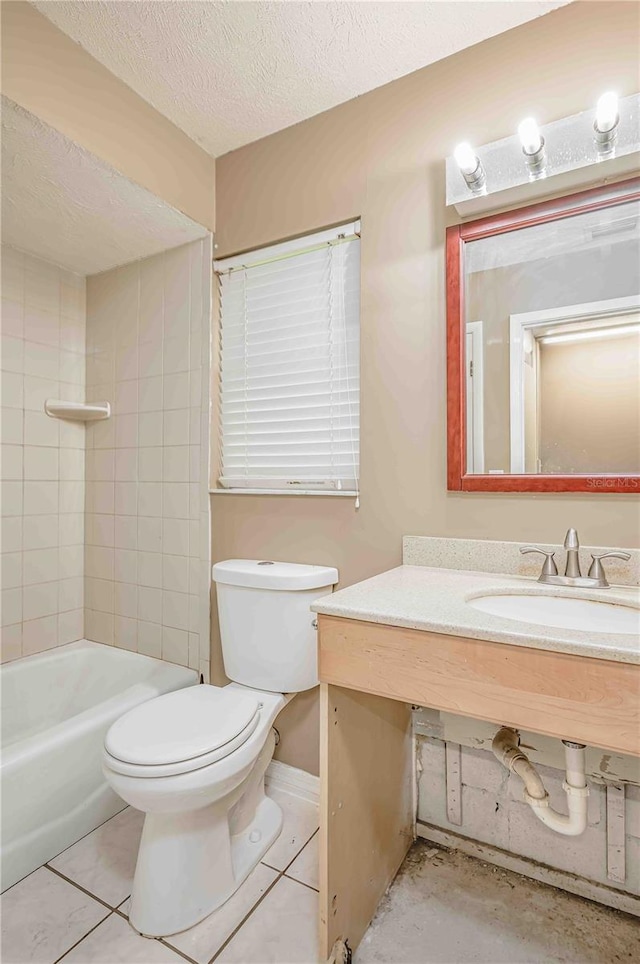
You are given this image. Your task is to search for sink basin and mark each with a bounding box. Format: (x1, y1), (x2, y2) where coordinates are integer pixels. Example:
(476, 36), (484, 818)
(467, 593), (640, 636)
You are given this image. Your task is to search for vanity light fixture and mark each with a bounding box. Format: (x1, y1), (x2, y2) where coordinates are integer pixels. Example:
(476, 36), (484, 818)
(453, 142), (486, 194)
(594, 91), (619, 157)
(446, 92), (640, 214)
(539, 323), (640, 346)
(518, 117), (546, 179)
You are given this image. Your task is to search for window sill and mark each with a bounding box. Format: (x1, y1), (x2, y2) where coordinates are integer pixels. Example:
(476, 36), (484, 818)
(209, 487), (358, 498)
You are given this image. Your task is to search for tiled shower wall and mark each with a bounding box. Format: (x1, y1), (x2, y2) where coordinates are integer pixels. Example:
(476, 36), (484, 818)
(84, 239), (212, 679)
(1, 246), (86, 661)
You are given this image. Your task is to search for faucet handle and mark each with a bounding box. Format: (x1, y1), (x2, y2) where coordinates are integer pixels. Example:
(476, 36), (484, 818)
(588, 551), (631, 587)
(520, 546), (558, 578)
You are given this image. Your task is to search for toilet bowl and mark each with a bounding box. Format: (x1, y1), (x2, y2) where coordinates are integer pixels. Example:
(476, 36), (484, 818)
(103, 559), (338, 938)
(103, 683), (290, 937)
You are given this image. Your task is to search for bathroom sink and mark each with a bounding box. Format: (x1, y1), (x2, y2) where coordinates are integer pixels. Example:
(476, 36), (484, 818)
(467, 593), (640, 636)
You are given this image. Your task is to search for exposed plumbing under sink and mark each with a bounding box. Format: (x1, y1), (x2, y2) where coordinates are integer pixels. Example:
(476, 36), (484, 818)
(492, 727), (589, 836)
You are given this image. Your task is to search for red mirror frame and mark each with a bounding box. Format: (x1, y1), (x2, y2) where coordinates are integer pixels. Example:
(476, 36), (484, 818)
(446, 177), (640, 493)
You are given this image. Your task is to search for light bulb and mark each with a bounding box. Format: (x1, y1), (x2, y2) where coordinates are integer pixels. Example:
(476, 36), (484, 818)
(518, 117), (542, 155)
(454, 142), (479, 176)
(595, 91), (619, 133)
(452, 142), (486, 194)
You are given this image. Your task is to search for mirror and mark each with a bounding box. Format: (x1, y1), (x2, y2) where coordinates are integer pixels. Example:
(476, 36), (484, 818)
(447, 179), (640, 492)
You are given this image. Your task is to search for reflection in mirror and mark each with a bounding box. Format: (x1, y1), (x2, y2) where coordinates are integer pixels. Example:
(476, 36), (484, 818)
(464, 200), (640, 475)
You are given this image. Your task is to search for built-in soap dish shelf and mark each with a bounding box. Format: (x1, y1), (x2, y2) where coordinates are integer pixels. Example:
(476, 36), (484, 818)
(44, 399), (111, 422)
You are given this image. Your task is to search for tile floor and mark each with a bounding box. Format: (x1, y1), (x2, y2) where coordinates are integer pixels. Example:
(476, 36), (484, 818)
(1, 788), (320, 964)
(5, 800), (639, 964)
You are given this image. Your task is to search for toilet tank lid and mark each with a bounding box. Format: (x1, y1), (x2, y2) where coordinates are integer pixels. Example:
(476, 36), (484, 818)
(212, 559), (338, 591)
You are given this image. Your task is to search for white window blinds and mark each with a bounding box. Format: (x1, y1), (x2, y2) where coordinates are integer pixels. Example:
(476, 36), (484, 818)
(215, 222), (360, 495)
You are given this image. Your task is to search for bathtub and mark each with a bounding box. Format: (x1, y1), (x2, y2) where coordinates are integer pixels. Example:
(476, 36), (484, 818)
(1, 640), (197, 891)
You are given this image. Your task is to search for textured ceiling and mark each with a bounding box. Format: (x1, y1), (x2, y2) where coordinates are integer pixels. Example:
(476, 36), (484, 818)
(1, 98), (208, 276)
(33, 1), (568, 158)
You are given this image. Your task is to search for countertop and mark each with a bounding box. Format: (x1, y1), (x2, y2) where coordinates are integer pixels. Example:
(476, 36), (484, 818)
(312, 565), (640, 664)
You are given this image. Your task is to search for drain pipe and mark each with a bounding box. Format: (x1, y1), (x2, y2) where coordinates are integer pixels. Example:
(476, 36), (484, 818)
(491, 727), (589, 836)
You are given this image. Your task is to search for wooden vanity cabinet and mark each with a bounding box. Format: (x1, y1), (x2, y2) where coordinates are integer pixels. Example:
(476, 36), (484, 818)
(317, 613), (640, 960)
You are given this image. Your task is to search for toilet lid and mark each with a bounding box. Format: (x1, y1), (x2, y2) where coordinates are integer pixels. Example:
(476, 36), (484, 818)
(105, 685), (260, 766)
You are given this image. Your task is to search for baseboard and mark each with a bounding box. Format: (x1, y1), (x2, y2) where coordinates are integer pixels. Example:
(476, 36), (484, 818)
(417, 821), (640, 918)
(265, 760), (320, 804)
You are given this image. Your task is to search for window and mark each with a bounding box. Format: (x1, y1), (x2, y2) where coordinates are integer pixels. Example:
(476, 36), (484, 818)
(215, 222), (360, 496)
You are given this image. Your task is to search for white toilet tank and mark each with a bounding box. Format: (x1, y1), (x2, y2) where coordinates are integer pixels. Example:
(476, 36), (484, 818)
(211, 560), (338, 693)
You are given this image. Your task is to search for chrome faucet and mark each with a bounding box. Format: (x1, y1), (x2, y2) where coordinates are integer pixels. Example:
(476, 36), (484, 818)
(520, 528), (630, 589)
(563, 528), (582, 579)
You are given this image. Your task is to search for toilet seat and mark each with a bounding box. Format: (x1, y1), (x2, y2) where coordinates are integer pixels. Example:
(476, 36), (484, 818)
(104, 685), (261, 778)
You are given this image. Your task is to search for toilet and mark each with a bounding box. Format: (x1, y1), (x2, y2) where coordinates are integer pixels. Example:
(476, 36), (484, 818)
(102, 559), (338, 938)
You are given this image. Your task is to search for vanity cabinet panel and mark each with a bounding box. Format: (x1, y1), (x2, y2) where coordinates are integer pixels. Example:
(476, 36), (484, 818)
(318, 615), (640, 756)
(319, 683), (413, 962)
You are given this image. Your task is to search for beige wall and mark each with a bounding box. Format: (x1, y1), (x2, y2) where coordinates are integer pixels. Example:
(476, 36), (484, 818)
(85, 241), (212, 678)
(211, 1), (640, 776)
(1, 2), (215, 230)
(1, 246), (86, 661)
(540, 332), (640, 474)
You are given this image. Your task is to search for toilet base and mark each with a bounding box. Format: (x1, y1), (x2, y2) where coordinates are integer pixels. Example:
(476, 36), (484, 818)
(230, 793), (283, 886)
(129, 733), (282, 937)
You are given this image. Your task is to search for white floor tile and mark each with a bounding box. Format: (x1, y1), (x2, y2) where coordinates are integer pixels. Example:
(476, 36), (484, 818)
(165, 863), (279, 964)
(62, 913), (184, 964)
(286, 831), (319, 890)
(0, 867), (108, 964)
(215, 876), (319, 964)
(49, 807), (144, 907)
(262, 789), (319, 872)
